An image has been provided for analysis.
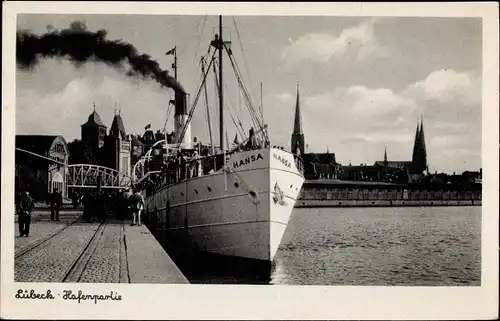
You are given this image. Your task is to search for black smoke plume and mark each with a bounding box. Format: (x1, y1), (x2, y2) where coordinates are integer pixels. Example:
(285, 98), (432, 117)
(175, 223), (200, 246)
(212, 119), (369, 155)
(16, 20), (185, 93)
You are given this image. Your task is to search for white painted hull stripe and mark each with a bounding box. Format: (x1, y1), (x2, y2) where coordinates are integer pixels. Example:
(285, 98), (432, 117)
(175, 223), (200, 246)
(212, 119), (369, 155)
(155, 193), (297, 210)
(162, 219), (288, 230)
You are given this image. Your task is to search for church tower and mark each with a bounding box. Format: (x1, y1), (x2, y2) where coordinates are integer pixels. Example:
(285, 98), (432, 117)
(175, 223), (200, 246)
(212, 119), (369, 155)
(107, 111), (131, 177)
(291, 82), (305, 156)
(411, 120), (420, 167)
(417, 117), (428, 173)
(81, 103), (107, 156)
(411, 117), (428, 174)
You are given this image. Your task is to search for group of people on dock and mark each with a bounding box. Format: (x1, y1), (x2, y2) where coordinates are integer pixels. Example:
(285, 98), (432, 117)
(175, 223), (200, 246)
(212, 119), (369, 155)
(80, 190), (112, 223)
(76, 188), (144, 225)
(15, 183), (145, 238)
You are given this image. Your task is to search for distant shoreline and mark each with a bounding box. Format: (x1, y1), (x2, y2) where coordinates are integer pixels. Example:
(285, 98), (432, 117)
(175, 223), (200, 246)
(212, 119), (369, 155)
(295, 199), (482, 208)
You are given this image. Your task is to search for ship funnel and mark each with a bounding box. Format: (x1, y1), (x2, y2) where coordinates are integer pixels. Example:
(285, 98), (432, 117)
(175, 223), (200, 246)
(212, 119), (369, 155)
(174, 89), (188, 115)
(173, 88), (191, 149)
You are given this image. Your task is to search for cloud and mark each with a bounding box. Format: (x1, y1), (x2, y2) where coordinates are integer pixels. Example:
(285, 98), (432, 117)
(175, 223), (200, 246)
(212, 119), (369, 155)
(432, 120), (467, 134)
(281, 18), (388, 67)
(16, 60), (173, 142)
(303, 85), (416, 123)
(274, 92), (295, 104)
(405, 69), (480, 105)
(430, 135), (464, 148)
(354, 132), (414, 144)
(266, 68), (481, 172)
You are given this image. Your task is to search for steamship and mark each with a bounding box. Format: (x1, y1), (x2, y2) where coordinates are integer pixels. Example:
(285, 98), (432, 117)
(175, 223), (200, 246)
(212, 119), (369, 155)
(135, 16), (304, 275)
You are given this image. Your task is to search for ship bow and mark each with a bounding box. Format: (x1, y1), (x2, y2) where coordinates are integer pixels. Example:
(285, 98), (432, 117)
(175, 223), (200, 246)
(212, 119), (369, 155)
(269, 148), (304, 261)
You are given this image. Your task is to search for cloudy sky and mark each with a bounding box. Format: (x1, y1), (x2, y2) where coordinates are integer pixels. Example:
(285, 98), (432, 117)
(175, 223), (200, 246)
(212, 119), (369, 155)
(16, 14), (482, 174)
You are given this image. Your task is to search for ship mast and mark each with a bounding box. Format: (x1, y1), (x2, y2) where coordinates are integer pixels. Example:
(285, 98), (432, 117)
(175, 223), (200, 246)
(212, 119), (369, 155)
(218, 15), (224, 152)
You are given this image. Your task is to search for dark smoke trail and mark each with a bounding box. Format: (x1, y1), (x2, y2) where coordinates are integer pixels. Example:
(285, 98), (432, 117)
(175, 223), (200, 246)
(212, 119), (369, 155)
(16, 20), (185, 93)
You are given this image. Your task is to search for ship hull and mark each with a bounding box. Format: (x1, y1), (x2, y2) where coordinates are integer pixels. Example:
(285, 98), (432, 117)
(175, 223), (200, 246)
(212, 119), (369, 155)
(144, 147), (304, 272)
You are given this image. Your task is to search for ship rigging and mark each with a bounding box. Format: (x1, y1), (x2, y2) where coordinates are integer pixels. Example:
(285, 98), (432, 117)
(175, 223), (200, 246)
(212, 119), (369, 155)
(136, 16), (304, 275)
(134, 15), (270, 188)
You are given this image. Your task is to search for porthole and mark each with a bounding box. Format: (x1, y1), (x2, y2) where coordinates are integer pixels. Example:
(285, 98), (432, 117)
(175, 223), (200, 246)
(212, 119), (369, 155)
(290, 184), (293, 188)
(234, 182), (239, 188)
(181, 192), (184, 197)
(207, 186), (212, 192)
(194, 189), (199, 194)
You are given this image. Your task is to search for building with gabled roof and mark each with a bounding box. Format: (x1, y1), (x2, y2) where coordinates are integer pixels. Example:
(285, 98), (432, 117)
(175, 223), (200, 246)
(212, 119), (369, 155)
(81, 104), (107, 153)
(78, 105), (132, 177)
(15, 135), (69, 200)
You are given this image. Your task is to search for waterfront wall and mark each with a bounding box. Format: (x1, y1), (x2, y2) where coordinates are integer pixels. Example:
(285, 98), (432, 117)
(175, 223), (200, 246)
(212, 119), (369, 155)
(297, 184), (482, 208)
(296, 199), (482, 208)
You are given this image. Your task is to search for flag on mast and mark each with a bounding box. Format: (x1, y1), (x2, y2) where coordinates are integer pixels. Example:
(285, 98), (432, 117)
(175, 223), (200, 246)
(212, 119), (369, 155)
(166, 47), (176, 55)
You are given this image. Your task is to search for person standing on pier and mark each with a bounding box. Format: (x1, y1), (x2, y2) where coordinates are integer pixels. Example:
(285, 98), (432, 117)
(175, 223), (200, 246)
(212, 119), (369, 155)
(50, 188), (62, 221)
(82, 191), (93, 222)
(129, 189), (145, 226)
(97, 191), (107, 223)
(17, 190), (34, 237)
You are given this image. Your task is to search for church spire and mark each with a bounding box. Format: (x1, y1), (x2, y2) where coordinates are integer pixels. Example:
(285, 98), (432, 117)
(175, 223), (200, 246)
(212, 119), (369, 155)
(412, 119), (420, 163)
(419, 116), (427, 172)
(384, 145), (388, 163)
(411, 116), (428, 174)
(290, 82), (305, 155)
(419, 117), (425, 146)
(293, 82), (303, 134)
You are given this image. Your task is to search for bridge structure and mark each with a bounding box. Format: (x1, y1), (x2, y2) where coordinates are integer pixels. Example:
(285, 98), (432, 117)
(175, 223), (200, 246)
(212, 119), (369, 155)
(16, 148), (133, 190)
(67, 164), (133, 189)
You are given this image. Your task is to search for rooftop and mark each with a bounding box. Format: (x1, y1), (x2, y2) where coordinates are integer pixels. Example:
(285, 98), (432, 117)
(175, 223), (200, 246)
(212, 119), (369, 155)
(82, 110), (107, 128)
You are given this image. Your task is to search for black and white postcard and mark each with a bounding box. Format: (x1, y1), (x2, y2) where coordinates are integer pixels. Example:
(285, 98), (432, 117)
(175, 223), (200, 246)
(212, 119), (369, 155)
(1, 2), (498, 320)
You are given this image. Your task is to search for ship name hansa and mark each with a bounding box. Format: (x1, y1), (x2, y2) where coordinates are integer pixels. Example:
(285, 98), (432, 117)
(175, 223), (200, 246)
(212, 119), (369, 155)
(233, 153), (264, 169)
(273, 153), (292, 168)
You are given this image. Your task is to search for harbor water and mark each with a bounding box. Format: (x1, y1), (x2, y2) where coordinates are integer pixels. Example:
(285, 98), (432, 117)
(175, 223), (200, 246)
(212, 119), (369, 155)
(183, 206), (481, 285)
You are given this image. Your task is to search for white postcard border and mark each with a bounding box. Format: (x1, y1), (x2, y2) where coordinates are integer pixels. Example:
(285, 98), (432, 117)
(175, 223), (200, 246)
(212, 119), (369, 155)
(1, 2), (498, 320)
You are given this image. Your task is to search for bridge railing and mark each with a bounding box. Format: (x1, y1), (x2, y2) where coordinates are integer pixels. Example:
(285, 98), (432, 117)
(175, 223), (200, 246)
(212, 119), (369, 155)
(67, 164), (132, 189)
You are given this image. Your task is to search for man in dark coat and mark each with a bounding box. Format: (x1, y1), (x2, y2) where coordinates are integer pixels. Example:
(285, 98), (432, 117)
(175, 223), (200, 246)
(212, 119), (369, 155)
(98, 192), (108, 223)
(82, 191), (92, 222)
(50, 189), (62, 221)
(17, 190), (34, 237)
